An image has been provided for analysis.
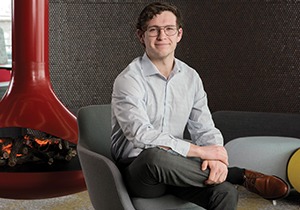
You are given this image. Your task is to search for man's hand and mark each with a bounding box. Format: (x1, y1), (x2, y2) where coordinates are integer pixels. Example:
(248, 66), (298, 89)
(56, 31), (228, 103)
(188, 144), (229, 166)
(201, 160), (228, 185)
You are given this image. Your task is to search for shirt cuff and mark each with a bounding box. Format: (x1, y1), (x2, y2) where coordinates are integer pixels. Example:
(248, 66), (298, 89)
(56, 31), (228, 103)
(172, 139), (190, 157)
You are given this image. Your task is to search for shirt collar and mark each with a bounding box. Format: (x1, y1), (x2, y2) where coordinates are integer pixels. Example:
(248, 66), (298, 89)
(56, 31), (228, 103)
(141, 53), (181, 77)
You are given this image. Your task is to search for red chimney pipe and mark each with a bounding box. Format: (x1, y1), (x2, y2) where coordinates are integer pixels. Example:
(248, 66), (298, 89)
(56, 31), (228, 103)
(0, 0), (78, 144)
(0, 0), (86, 199)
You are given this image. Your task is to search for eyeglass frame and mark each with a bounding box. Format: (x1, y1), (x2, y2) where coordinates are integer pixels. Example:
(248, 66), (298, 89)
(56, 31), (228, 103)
(144, 25), (179, 37)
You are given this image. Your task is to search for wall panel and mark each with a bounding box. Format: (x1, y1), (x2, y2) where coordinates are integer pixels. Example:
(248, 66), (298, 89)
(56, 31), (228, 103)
(49, 0), (300, 113)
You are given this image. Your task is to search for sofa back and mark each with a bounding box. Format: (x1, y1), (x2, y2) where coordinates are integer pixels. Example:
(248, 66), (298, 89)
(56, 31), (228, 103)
(212, 111), (300, 144)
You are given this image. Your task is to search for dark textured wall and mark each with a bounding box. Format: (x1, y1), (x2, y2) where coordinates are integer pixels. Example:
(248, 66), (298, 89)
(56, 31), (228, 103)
(49, 0), (300, 113)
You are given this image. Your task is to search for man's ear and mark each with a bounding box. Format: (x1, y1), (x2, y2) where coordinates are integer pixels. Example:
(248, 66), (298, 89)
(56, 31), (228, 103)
(177, 28), (183, 42)
(136, 29), (145, 44)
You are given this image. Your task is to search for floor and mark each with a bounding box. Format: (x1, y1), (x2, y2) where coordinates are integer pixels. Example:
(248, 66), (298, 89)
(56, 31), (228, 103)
(0, 191), (93, 210)
(0, 187), (299, 210)
(237, 187), (300, 210)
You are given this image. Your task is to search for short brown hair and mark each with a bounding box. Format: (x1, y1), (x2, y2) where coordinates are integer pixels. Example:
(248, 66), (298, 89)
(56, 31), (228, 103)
(136, 2), (183, 31)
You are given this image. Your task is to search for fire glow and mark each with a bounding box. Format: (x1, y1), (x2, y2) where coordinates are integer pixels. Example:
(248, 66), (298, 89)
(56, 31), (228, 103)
(0, 134), (77, 167)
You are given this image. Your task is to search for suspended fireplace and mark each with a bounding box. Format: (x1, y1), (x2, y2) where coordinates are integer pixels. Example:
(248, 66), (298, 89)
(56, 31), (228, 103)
(0, 0), (86, 199)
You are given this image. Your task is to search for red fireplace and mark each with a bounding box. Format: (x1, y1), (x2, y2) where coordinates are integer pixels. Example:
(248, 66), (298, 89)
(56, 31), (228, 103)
(0, 0), (86, 199)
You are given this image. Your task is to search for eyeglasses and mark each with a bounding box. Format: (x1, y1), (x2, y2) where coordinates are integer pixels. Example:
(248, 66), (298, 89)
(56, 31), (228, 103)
(145, 25), (178, 37)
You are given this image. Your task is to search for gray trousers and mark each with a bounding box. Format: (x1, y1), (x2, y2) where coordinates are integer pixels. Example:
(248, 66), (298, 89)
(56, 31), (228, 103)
(122, 148), (238, 210)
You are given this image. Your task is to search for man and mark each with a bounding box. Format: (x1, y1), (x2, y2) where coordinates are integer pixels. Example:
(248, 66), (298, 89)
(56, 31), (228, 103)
(111, 2), (289, 209)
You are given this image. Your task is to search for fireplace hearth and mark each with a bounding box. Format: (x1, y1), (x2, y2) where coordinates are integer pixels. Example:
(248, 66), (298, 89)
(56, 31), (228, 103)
(0, 0), (86, 199)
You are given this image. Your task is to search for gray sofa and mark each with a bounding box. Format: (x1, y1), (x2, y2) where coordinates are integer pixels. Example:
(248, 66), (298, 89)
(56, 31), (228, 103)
(213, 111), (300, 190)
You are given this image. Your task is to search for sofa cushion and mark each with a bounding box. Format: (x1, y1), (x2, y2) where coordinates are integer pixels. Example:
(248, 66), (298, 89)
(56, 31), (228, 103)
(225, 136), (300, 184)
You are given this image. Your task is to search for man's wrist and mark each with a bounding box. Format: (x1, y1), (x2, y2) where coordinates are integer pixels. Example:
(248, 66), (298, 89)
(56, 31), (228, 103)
(187, 143), (202, 158)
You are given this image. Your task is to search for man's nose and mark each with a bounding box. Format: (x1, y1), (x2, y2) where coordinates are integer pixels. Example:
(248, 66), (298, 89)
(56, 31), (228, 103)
(157, 28), (167, 38)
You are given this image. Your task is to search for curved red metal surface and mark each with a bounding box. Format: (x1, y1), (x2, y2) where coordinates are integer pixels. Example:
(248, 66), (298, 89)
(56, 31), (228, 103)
(0, 0), (78, 144)
(0, 0), (86, 199)
(0, 170), (86, 199)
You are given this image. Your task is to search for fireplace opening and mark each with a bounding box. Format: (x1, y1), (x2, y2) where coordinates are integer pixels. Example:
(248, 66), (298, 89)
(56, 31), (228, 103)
(0, 127), (84, 200)
(0, 129), (77, 168)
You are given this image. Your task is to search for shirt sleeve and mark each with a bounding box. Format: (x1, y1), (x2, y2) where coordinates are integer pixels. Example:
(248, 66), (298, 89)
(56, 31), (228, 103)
(112, 72), (190, 157)
(187, 74), (224, 146)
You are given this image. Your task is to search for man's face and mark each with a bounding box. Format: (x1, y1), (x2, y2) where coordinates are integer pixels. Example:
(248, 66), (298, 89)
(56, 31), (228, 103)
(139, 11), (183, 61)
